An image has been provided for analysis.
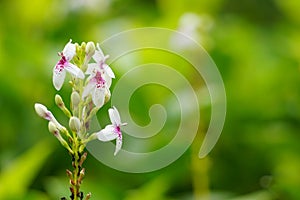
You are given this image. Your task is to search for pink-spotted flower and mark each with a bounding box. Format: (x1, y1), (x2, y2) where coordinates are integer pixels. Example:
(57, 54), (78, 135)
(87, 43), (115, 80)
(82, 68), (110, 107)
(53, 39), (84, 90)
(97, 107), (127, 156)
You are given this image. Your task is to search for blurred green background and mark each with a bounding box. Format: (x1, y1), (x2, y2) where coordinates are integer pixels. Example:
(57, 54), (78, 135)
(1, 0), (300, 199)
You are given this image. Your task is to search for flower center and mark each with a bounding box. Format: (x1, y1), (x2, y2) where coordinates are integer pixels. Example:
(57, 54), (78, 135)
(115, 126), (122, 138)
(95, 71), (106, 88)
(116, 126), (121, 133)
(56, 55), (68, 72)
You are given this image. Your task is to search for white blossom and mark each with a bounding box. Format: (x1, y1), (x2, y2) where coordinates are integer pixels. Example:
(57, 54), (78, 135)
(53, 39), (84, 90)
(97, 107), (127, 155)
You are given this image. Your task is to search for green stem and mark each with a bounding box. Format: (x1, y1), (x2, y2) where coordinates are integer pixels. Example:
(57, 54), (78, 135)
(70, 137), (84, 200)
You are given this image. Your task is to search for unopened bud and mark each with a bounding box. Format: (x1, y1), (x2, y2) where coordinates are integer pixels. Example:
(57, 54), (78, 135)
(66, 169), (73, 179)
(49, 122), (73, 153)
(104, 89), (111, 104)
(70, 179), (75, 186)
(69, 116), (81, 132)
(79, 152), (87, 166)
(71, 91), (80, 108)
(78, 168), (85, 184)
(34, 103), (65, 131)
(34, 103), (53, 121)
(80, 168), (85, 177)
(86, 42), (95, 57)
(81, 42), (86, 48)
(85, 193), (91, 200)
(79, 144), (85, 153)
(48, 121), (59, 136)
(55, 94), (71, 117)
(55, 94), (64, 108)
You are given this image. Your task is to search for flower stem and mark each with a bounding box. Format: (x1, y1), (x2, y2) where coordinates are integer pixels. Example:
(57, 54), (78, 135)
(67, 137), (88, 200)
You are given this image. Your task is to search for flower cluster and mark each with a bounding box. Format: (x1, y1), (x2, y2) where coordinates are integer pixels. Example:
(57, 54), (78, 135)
(34, 40), (127, 199)
(35, 39), (126, 155)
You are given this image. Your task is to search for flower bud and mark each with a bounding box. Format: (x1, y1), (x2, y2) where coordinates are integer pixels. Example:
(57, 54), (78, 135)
(55, 94), (71, 117)
(49, 122), (73, 153)
(86, 42), (95, 57)
(79, 144), (86, 153)
(85, 193), (91, 200)
(34, 103), (52, 121)
(66, 169), (73, 179)
(48, 121), (59, 136)
(55, 94), (64, 108)
(104, 89), (111, 104)
(69, 116), (81, 132)
(78, 168), (85, 184)
(79, 152), (87, 166)
(71, 91), (80, 108)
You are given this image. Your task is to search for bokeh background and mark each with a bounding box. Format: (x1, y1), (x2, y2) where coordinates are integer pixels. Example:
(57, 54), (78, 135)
(1, 0), (300, 199)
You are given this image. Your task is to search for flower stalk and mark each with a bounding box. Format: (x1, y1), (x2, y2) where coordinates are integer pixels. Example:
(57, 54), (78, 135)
(35, 40), (127, 199)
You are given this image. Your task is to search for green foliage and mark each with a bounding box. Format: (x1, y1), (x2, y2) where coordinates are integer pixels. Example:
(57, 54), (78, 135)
(0, 140), (53, 199)
(0, 0), (300, 199)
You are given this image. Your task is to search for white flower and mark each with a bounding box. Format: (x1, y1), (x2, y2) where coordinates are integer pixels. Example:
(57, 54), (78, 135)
(97, 107), (127, 156)
(83, 44), (115, 107)
(87, 43), (115, 80)
(53, 39), (84, 90)
(82, 69), (110, 107)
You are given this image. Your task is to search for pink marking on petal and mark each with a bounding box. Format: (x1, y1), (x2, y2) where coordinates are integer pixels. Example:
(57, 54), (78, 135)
(92, 71), (106, 89)
(45, 111), (53, 121)
(55, 54), (68, 73)
(115, 126), (122, 139)
(96, 54), (109, 70)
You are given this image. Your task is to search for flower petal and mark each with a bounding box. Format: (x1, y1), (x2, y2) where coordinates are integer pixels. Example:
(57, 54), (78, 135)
(103, 64), (115, 78)
(92, 87), (105, 107)
(53, 68), (66, 90)
(109, 107), (121, 125)
(65, 63), (84, 79)
(63, 39), (76, 60)
(82, 81), (95, 99)
(114, 135), (122, 156)
(93, 43), (105, 63)
(103, 73), (112, 88)
(97, 125), (118, 141)
(86, 63), (98, 75)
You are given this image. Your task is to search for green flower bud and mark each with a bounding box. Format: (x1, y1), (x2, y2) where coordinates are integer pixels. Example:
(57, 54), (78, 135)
(85, 193), (91, 200)
(71, 91), (80, 108)
(49, 121), (73, 153)
(55, 94), (64, 108)
(48, 121), (60, 136)
(69, 116), (81, 132)
(55, 94), (72, 117)
(86, 42), (95, 57)
(104, 89), (111, 104)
